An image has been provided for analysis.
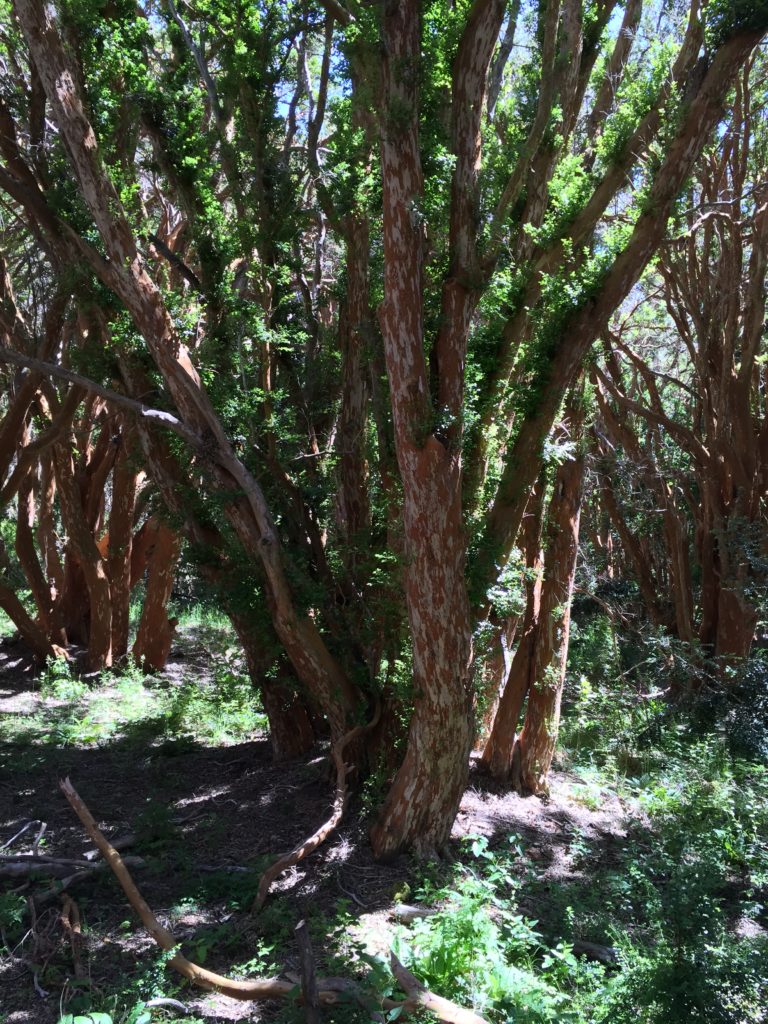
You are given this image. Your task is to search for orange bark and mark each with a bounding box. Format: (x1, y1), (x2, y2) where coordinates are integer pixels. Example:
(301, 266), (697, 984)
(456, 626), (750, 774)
(517, 415), (585, 794)
(132, 520), (180, 671)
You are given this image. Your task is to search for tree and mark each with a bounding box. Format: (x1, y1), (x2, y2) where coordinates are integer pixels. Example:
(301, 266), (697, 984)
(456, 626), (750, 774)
(0, 0), (766, 855)
(595, 56), (768, 668)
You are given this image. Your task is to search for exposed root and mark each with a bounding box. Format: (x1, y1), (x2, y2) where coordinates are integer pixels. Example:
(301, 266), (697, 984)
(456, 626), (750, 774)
(59, 777), (488, 1024)
(59, 777), (330, 1003)
(253, 705), (381, 911)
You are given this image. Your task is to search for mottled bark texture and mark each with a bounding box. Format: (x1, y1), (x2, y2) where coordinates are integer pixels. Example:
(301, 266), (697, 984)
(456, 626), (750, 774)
(132, 518), (181, 671)
(481, 484), (545, 780)
(370, 0), (504, 858)
(516, 411), (585, 794)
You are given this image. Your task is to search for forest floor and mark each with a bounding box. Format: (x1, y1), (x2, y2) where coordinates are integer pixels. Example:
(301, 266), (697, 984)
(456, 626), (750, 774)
(1, 618), (765, 1024)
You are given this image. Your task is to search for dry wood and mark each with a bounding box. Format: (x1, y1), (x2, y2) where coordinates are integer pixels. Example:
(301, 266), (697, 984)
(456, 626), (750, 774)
(390, 951), (491, 1024)
(295, 919), (321, 1024)
(253, 707), (380, 910)
(59, 778), (483, 1024)
(60, 895), (84, 979)
(1, 820), (42, 850)
(391, 903), (438, 924)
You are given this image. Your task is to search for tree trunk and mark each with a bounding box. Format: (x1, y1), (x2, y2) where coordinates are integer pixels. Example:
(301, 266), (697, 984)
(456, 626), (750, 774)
(107, 431), (140, 659)
(516, 417), (585, 795)
(0, 579), (58, 661)
(481, 484), (545, 779)
(15, 461), (64, 643)
(369, 0), (504, 857)
(53, 438), (112, 670)
(335, 216), (371, 566)
(230, 612), (315, 762)
(132, 519), (180, 671)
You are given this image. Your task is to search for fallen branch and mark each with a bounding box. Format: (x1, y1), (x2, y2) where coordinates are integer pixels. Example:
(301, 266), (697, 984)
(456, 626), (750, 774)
(390, 952), (491, 1024)
(253, 706), (381, 911)
(1, 820), (42, 850)
(33, 856), (146, 906)
(59, 777), (345, 1004)
(59, 778), (485, 1024)
(60, 895), (84, 980)
(0, 855), (96, 878)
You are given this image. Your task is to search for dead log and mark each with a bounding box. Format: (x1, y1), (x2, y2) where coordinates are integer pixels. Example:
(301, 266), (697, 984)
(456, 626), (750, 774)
(572, 939), (619, 966)
(391, 903), (438, 923)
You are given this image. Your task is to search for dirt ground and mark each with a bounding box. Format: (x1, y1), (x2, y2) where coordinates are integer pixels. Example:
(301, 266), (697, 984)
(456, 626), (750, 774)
(0, 635), (630, 1024)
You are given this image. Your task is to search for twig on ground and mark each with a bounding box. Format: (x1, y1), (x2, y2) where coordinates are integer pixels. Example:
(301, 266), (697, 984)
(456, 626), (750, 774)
(32, 821), (47, 854)
(253, 704), (381, 911)
(1, 820), (41, 850)
(295, 920), (321, 1024)
(33, 856), (146, 906)
(32, 968), (49, 998)
(83, 833), (136, 861)
(336, 871), (367, 908)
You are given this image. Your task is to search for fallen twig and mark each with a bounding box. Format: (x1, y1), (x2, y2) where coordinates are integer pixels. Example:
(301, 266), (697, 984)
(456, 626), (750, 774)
(145, 997), (188, 1012)
(295, 920), (321, 1024)
(33, 856), (146, 906)
(1, 820), (42, 850)
(32, 821), (47, 854)
(253, 705), (381, 911)
(58, 778), (486, 1024)
(60, 895), (84, 980)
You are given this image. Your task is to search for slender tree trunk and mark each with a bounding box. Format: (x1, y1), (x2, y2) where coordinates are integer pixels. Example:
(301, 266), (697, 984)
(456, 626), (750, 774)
(370, 0), (504, 857)
(229, 612), (316, 761)
(53, 438), (112, 670)
(107, 431), (140, 659)
(132, 519), (180, 671)
(37, 452), (65, 607)
(335, 216), (371, 566)
(481, 484), (545, 779)
(516, 418), (585, 795)
(0, 579), (58, 660)
(15, 461), (64, 642)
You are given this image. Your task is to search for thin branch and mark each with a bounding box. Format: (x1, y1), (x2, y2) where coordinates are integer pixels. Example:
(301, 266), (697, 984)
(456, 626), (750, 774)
(0, 350), (201, 449)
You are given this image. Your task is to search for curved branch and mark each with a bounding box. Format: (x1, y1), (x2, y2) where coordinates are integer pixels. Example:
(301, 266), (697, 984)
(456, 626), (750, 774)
(60, 778), (484, 1024)
(253, 703), (381, 910)
(391, 952), (491, 1024)
(0, 349), (201, 449)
